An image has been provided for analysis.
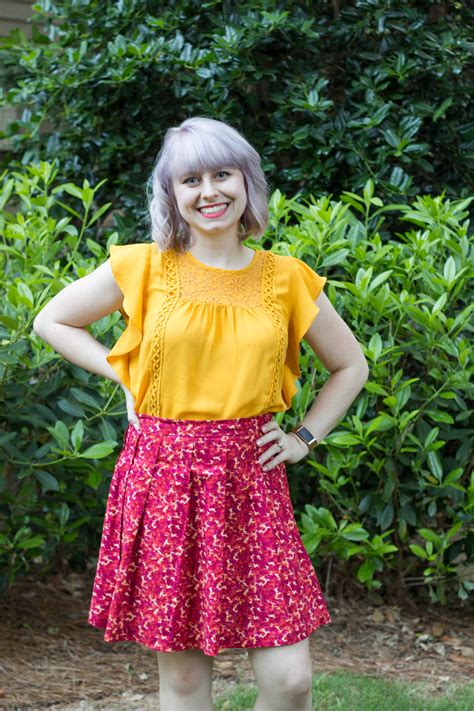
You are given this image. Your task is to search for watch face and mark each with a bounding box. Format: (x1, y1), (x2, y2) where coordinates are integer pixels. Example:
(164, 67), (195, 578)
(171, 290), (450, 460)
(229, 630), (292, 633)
(297, 427), (317, 446)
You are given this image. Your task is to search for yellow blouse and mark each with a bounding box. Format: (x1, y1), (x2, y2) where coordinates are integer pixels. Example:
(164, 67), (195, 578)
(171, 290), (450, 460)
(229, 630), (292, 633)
(106, 242), (327, 420)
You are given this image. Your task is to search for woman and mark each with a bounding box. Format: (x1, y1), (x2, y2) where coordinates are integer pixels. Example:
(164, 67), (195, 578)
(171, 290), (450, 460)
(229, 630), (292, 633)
(33, 116), (369, 711)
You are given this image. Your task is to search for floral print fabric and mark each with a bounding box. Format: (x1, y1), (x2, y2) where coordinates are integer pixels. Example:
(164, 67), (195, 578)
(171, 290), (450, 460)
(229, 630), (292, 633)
(88, 411), (332, 656)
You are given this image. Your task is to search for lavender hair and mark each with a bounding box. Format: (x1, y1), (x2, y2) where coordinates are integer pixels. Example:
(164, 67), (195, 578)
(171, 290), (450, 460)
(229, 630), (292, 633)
(145, 116), (270, 253)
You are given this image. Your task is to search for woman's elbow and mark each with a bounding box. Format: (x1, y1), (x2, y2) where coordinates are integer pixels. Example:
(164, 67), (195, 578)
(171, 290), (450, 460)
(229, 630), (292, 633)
(32, 312), (51, 339)
(347, 355), (369, 387)
(360, 355), (370, 380)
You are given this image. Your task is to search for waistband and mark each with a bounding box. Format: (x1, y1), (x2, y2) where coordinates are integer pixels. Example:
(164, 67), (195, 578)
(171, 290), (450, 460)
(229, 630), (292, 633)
(135, 411), (274, 438)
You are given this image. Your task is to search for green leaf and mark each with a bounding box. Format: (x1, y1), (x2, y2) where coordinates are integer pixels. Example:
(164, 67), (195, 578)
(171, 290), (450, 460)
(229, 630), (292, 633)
(419, 528), (441, 546)
(87, 201), (113, 227)
(60, 183), (83, 199)
(363, 179), (374, 202)
(34, 470), (60, 492)
(364, 382), (388, 396)
(368, 333), (382, 360)
(57, 399), (86, 418)
(79, 441), (117, 459)
(86, 469), (103, 489)
(329, 434), (361, 446)
(17, 282), (34, 307)
(369, 270), (392, 291)
(427, 451), (443, 481)
(357, 559), (375, 583)
(433, 97), (453, 122)
(425, 410), (454, 425)
(443, 256), (456, 284)
(69, 388), (101, 409)
(70, 420), (84, 450)
(384, 129), (400, 148)
(340, 525), (369, 542)
(47, 421), (70, 450)
(444, 468), (463, 486)
(58, 502), (70, 527)
(366, 415), (396, 434)
(409, 544), (428, 559)
(17, 535), (45, 549)
(380, 503), (394, 530)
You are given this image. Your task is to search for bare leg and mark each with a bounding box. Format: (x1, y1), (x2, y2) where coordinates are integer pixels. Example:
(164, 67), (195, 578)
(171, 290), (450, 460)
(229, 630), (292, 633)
(156, 648), (215, 711)
(247, 636), (313, 711)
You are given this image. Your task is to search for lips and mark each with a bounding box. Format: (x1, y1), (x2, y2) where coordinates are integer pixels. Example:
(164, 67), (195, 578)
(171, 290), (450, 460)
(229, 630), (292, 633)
(197, 202), (230, 212)
(197, 202), (231, 218)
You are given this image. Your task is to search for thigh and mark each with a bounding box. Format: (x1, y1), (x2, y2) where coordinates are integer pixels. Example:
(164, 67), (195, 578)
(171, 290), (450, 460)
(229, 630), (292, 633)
(247, 636), (313, 692)
(156, 648), (215, 687)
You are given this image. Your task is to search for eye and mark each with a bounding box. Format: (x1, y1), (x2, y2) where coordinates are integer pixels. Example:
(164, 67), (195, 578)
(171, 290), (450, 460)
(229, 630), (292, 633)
(183, 169), (231, 184)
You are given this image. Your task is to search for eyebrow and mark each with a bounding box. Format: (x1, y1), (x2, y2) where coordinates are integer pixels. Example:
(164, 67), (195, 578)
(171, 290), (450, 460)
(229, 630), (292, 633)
(180, 167), (234, 179)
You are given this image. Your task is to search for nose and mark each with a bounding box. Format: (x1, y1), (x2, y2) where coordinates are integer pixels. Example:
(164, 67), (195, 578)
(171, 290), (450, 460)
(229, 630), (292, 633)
(200, 175), (220, 199)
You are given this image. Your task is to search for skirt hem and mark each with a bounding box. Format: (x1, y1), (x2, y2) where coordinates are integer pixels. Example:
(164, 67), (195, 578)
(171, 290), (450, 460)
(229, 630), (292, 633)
(87, 615), (332, 657)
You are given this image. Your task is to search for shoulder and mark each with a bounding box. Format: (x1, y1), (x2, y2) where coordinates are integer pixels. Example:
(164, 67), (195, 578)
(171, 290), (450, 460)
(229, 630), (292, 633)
(270, 252), (326, 306)
(108, 243), (153, 290)
(109, 242), (152, 259)
(271, 252), (320, 280)
(109, 242), (153, 271)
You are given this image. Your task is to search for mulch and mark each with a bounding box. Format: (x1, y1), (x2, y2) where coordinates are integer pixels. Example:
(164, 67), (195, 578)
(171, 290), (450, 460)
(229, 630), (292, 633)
(0, 563), (472, 709)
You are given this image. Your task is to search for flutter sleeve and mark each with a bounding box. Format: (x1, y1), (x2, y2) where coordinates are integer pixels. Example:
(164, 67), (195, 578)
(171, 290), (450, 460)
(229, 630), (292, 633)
(106, 243), (151, 392)
(284, 256), (327, 396)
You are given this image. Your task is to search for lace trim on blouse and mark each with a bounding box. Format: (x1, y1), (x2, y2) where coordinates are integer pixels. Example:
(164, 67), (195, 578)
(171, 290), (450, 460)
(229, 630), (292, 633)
(149, 250), (180, 418)
(261, 252), (287, 411)
(176, 249), (264, 307)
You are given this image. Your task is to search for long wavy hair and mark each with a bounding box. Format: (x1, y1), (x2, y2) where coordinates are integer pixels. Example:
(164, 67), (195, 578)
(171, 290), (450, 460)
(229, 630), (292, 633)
(146, 116), (270, 253)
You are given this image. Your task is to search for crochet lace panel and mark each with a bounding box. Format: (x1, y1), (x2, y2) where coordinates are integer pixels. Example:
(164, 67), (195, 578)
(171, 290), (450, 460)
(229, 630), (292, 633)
(149, 250), (180, 418)
(261, 252), (287, 411)
(176, 249), (264, 307)
(148, 249), (286, 416)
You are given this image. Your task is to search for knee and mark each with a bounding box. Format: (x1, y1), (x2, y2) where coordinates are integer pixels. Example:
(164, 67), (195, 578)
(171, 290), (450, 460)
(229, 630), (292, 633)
(282, 669), (313, 697)
(262, 667), (313, 698)
(157, 652), (213, 698)
(164, 665), (210, 696)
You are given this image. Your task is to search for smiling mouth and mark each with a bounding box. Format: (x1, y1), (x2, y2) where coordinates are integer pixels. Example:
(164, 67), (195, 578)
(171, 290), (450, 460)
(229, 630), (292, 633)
(197, 202), (230, 218)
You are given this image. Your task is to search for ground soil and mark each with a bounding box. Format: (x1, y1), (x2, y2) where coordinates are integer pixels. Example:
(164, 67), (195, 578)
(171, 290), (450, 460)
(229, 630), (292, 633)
(0, 566), (473, 710)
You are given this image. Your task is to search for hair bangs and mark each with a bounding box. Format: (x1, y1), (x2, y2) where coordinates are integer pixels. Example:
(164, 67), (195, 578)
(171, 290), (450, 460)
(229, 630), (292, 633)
(166, 129), (244, 184)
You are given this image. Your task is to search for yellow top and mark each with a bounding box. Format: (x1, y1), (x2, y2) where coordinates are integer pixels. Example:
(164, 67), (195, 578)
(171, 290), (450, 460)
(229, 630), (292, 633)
(106, 242), (327, 420)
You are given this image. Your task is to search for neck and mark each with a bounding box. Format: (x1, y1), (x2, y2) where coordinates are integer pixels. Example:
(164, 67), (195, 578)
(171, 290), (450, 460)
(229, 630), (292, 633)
(187, 239), (253, 269)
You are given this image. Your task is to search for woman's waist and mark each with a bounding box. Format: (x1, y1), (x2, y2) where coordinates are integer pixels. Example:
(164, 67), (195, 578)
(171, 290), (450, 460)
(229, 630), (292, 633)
(136, 411), (273, 439)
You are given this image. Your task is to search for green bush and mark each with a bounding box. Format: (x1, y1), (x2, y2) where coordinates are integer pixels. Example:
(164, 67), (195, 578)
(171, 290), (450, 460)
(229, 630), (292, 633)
(0, 161), (125, 589)
(267, 185), (474, 604)
(1, 160), (472, 605)
(0, 0), (472, 232)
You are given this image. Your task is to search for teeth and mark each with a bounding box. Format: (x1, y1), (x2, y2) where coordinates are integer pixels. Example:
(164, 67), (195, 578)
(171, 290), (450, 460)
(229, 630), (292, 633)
(199, 204), (228, 214)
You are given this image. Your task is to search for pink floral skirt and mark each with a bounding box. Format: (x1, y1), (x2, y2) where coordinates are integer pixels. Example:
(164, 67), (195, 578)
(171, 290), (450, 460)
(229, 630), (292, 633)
(88, 411), (332, 656)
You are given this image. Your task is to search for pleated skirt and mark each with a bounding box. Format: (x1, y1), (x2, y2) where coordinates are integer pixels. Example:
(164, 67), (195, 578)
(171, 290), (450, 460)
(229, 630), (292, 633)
(88, 411), (332, 656)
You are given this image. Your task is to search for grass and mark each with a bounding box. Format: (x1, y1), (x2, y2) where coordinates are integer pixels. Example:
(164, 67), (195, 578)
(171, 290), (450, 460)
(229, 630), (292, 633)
(214, 670), (474, 710)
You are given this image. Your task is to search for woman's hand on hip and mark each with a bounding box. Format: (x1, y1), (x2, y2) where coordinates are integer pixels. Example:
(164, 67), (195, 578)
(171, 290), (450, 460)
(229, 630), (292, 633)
(121, 385), (141, 432)
(256, 418), (310, 471)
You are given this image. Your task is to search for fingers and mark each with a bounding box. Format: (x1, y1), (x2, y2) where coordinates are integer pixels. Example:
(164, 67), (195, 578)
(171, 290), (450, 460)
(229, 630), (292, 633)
(257, 426), (287, 471)
(261, 418), (278, 433)
(128, 410), (141, 432)
(123, 391), (141, 432)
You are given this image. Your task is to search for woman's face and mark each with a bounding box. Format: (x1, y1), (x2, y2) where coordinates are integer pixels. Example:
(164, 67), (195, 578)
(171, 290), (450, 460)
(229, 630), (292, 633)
(172, 166), (247, 239)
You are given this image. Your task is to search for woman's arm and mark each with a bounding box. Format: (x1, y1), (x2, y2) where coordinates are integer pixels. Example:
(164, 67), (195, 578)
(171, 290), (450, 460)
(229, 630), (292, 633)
(32, 259), (125, 388)
(297, 291), (370, 443)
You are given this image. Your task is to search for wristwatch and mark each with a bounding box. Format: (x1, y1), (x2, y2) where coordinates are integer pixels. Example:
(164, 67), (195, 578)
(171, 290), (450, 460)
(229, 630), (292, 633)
(291, 425), (319, 451)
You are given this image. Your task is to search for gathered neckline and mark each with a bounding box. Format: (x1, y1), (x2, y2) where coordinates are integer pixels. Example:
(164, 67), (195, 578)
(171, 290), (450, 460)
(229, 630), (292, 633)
(184, 248), (260, 273)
